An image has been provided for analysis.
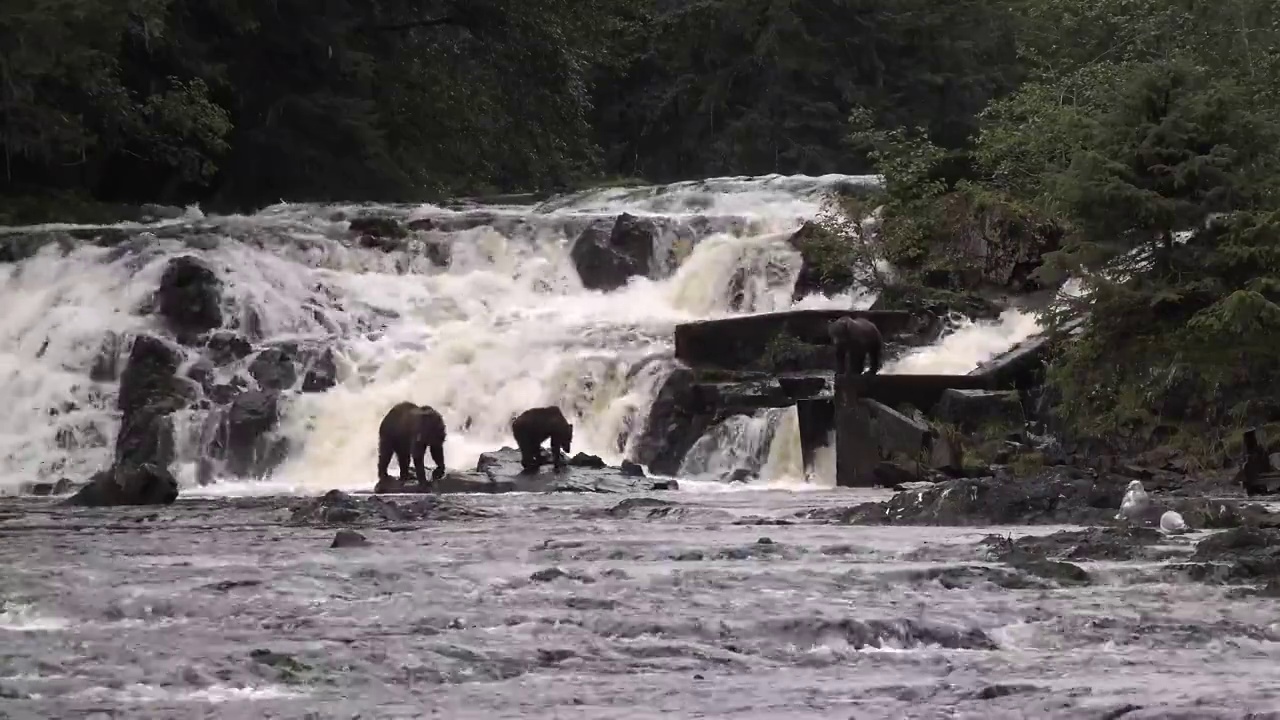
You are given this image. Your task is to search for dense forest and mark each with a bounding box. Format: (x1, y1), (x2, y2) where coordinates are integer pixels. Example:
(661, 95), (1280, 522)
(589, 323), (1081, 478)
(4, 0), (1023, 211)
(4, 0), (1279, 458)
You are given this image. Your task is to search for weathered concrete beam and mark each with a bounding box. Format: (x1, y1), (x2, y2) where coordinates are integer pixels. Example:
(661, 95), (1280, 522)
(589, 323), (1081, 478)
(674, 309), (915, 369)
(861, 373), (992, 414)
(834, 374), (879, 487)
(796, 397), (835, 479)
(864, 399), (933, 460)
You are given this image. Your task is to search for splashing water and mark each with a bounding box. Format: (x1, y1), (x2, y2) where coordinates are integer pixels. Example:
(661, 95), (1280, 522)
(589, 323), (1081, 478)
(886, 309), (1043, 375)
(0, 173), (1039, 495)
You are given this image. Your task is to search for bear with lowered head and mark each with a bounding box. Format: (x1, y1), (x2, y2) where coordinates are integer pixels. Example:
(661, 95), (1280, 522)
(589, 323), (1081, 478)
(827, 315), (883, 377)
(377, 401), (447, 486)
(511, 406), (574, 473)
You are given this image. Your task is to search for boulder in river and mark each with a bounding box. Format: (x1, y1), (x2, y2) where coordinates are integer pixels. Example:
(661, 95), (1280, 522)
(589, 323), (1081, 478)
(156, 256), (223, 339)
(569, 212), (657, 292)
(1181, 526), (1280, 586)
(629, 365), (712, 476)
(64, 463), (179, 507)
(113, 334), (193, 468)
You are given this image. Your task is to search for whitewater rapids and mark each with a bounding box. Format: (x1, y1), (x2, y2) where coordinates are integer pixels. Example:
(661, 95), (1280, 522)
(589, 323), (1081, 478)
(0, 174), (1043, 496)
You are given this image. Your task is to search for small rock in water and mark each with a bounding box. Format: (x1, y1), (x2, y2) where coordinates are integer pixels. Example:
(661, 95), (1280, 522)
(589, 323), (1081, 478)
(620, 460), (646, 477)
(568, 452), (607, 469)
(331, 529), (370, 548)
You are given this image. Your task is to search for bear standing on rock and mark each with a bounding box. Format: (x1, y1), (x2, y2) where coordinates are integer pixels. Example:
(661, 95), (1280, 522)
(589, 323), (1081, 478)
(511, 406), (574, 473)
(377, 402), (447, 486)
(828, 316), (883, 377)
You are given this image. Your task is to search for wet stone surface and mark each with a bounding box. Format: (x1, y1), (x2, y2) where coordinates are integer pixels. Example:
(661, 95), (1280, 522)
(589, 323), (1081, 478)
(2, 489), (1280, 719)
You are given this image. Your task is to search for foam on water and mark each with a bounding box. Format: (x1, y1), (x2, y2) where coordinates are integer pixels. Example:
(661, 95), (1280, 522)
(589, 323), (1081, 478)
(886, 308), (1044, 375)
(0, 173), (1038, 495)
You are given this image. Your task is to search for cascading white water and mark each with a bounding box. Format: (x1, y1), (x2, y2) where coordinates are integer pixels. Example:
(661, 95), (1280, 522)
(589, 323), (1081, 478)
(0, 172), (1045, 495)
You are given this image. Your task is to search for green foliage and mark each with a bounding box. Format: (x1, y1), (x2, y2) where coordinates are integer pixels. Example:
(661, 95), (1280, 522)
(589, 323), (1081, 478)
(756, 332), (815, 372)
(817, 0), (1280, 460)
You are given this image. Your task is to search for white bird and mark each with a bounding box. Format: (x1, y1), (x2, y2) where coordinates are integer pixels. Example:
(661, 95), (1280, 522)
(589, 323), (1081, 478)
(1116, 479), (1150, 521)
(1160, 510), (1189, 534)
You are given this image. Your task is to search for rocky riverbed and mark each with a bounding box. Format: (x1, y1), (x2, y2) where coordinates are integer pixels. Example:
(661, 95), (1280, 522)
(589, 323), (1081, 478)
(3, 484), (1280, 719)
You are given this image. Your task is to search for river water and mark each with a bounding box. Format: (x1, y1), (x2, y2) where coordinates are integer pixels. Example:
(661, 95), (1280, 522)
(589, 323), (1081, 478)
(3, 490), (1279, 718)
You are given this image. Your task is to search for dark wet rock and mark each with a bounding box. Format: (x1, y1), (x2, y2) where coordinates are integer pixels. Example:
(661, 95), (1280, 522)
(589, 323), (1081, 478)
(156, 256), (223, 338)
(567, 452), (607, 469)
(620, 460), (645, 477)
(89, 331), (125, 382)
(466, 447), (677, 493)
(725, 468), (756, 484)
(570, 213), (657, 292)
(114, 335), (192, 469)
(763, 617), (997, 651)
(330, 529), (370, 548)
(1188, 527), (1280, 582)
(203, 331), (253, 367)
(933, 388), (1026, 434)
(981, 526), (1170, 563)
(1007, 558), (1090, 585)
(969, 684), (1044, 701)
(248, 347), (298, 391)
(223, 390), (286, 478)
(300, 347), (338, 393)
(349, 216), (406, 240)
(20, 477), (78, 496)
(64, 463), (179, 507)
(530, 567), (595, 583)
(1164, 496), (1276, 530)
(715, 539), (804, 561)
(631, 365), (711, 475)
(805, 471), (1128, 526)
(115, 406), (177, 470)
(732, 515), (794, 526)
(288, 489), (491, 526)
(207, 380), (247, 406)
(117, 335), (190, 417)
(587, 497), (720, 521)
(204, 579), (263, 592)
(246, 342), (338, 394)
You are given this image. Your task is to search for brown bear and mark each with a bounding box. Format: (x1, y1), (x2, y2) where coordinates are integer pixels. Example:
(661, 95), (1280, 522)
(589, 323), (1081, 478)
(377, 402), (447, 486)
(828, 316), (883, 377)
(511, 406), (574, 473)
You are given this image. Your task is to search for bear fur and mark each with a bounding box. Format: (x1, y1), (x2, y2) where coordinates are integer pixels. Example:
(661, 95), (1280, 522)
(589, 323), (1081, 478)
(511, 406), (574, 473)
(828, 316), (883, 377)
(377, 402), (447, 485)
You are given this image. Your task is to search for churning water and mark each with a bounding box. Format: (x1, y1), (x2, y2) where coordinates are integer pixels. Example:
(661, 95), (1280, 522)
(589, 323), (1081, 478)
(0, 174), (1042, 496)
